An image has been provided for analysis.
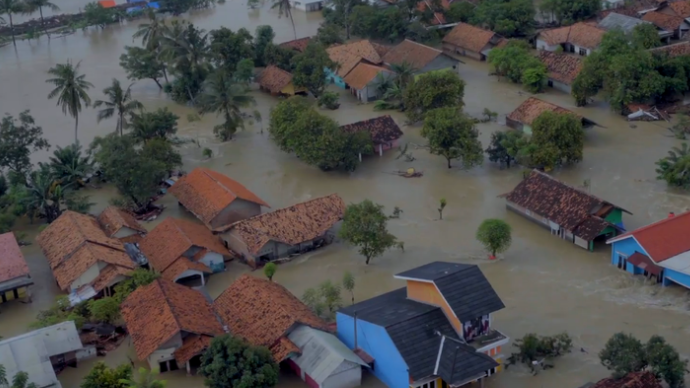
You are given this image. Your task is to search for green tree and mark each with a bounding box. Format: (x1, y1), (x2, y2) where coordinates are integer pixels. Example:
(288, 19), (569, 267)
(472, 0), (535, 38)
(120, 368), (166, 388)
(488, 40), (547, 92)
(292, 42), (334, 97)
(80, 362), (132, 388)
(271, 0), (296, 39)
(521, 66), (547, 93)
(0, 368), (38, 388)
(342, 271), (355, 304)
(235, 58), (255, 84)
(326, 0), (359, 38)
(420, 107), (483, 169)
(539, 0), (600, 25)
(531, 111), (584, 166)
(646, 335), (687, 388)
(263, 43), (296, 71)
(445, 1), (474, 22)
(87, 297), (120, 323)
(120, 46), (167, 89)
(302, 280), (343, 321)
(438, 198), (447, 219)
(65, 192), (95, 214)
(160, 21), (210, 104)
(339, 199), (397, 264)
(93, 79), (143, 136)
(485, 130), (526, 169)
(316, 23), (344, 46)
(24, 0), (60, 39)
(83, 2), (115, 29)
(263, 262), (276, 281)
(25, 165), (64, 223)
(209, 27), (254, 72)
(46, 60), (93, 144)
(143, 138), (183, 172)
(113, 268), (160, 303)
(509, 333), (573, 370)
(199, 335), (279, 388)
(0, 111), (50, 175)
(403, 71), (465, 122)
(253, 25), (275, 67)
(389, 61), (417, 90)
(31, 296), (89, 329)
(198, 70), (256, 141)
(129, 108), (179, 143)
(656, 143), (690, 189)
(0, 0), (26, 44)
(45, 143), (94, 188)
(632, 23), (661, 49)
(476, 219), (512, 258)
(133, 9), (166, 50)
(599, 333), (647, 378)
(317, 91), (340, 110)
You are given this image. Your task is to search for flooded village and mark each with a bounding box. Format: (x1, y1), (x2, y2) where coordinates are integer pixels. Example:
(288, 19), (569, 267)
(3, 0), (690, 387)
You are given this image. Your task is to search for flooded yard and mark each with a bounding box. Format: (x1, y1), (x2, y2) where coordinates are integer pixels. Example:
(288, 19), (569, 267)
(2, 2), (690, 388)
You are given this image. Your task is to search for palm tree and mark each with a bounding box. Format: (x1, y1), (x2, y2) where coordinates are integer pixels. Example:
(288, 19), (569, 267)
(271, 0), (296, 39)
(656, 142), (690, 189)
(24, 166), (63, 223)
(389, 61), (417, 89)
(133, 9), (164, 49)
(45, 143), (94, 188)
(93, 79), (143, 136)
(120, 367), (166, 388)
(46, 60), (93, 144)
(0, 0), (26, 44)
(24, 0), (60, 39)
(159, 22), (210, 103)
(198, 70), (256, 141)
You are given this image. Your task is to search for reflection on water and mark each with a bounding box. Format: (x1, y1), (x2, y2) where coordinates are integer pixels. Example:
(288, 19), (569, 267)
(3, 2), (690, 388)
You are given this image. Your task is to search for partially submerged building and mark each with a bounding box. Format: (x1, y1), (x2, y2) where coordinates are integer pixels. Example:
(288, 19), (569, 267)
(121, 279), (225, 373)
(650, 40), (690, 57)
(537, 51), (582, 94)
(326, 40), (386, 88)
(643, 11), (688, 39)
(343, 63), (392, 103)
(279, 37), (312, 53)
(505, 170), (631, 251)
(442, 23), (505, 61)
(139, 217), (230, 285)
(169, 167), (269, 232)
(0, 232), (33, 304)
(257, 65), (307, 96)
(536, 22), (605, 56)
(336, 261), (507, 388)
(579, 371), (662, 388)
(506, 97), (595, 134)
(223, 194), (345, 267)
(97, 206), (147, 244)
(340, 115), (403, 158)
(381, 39), (458, 75)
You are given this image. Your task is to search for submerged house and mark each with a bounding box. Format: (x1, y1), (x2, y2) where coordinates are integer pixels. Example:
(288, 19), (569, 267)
(537, 51), (582, 94)
(343, 63), (392, 103)
(37, 211), (136, 303)
(579, 371), (662, 388)
(97, 206), (146, 244)
(326, 40), (386, 88)
(506, 97), (595, 134)
(442, 23), (505, 61)
(336, 261), (507, 388)
(121, 279), (225, 373)
(536, 22), (605, 56)
(643, 11), (688, 39)
(505, 170), (631, 251)
(650, 41), (690, 57)
(223, 194), (345, 267)
(139, 217), (230, 285)
(381, 39), (458, 76)
(169, 167), (269, 233)
(257, 65), (307, 96)
(0, 232), (33, 305)
(214, 274), (366, 388)
(607, 211), (690, 288)
(340, 115), (403, 159)
(279, 37), (312, 53)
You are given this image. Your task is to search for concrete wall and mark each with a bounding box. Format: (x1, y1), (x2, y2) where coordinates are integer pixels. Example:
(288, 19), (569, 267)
(548, 78), (572, 94)
(536, 39), (560, 51)
(336, 313), (409, 388)
(442, 42), (483, 61)
(322, 361), (362, 388)
(325, 67), (347, 89)
(147, 332), (182, 369)
(70, 264), (100, 291)
(211, 199), (262, 230)
(406, 280), (462, 336)
(663, 268), (690, 289)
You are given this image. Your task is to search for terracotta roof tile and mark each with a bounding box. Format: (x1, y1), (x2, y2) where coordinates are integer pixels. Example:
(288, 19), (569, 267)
(590, 371), (662, 388)
(343, 63), (391, 90)
(51, 243), (135, 290)
(382, 39), (444, 70)
(0, 232), (30, 283)
(97, 206), (146, 237)
(279, 37), (312, 52)
(537, 51), (583, 85)
(443, 23), (497, 53)
(538, 23), (605, 49)
(643, 10), (684, 30)
(213, 274), (328, 362)
(121, 279), (224, 360)
(271, 337), (301, 362)
(139, 217), (228, 273)
(174, 335), (214, 365)
(161, 258), (212, 282)
(371, 43), (391, 58)
(90, 265), (132, 293)
(609, 210), (690, 262)
(340, 115), (403, 144)
(669, 1), (690, 17)
(507, 97), (582, 126)
(650, 41), (690, 57)
(169, 167), (269, 229)
(257, 65), (295, 94)
(327, 40), (383, 77)
(229, 194), (345, 255)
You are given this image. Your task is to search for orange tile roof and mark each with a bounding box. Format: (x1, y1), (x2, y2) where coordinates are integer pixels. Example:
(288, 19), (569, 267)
(538, 51), (583, 85)
(121, 279), (224, 360)
(382, 40), (444, 70)
(97, 206), (146, 237)
(90, 265), (132, 293)
(669, 0), (690, 17)
(343, 63), (390, 90)
(168, 168), (269, 229)
(139, 217), (228, 273)
(327, 40), (383, 77)
(161, 258), (212, 282)
(229, 194), (345, 255)
(99, 0), (116, 7)
(340, 115), (403, 144)
(507, 97), (582, 126)
(650, 41), (690, 57)
(442, 22), (497, 53)
(609, 210), (690, 263)
(0, 232), (30, 283)
(213, 274), (328, 362)
(258, 65), (295, 94)
(538, 22), (605, 49)
(37, 211), (133, 290)
(279, 37), (312, 52)
(643, 10), (685, 30)
(590, 371), (662, 388)
(174, 335), (214, 365)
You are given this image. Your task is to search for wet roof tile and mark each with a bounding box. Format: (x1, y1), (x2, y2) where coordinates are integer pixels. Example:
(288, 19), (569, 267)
(340, 115), (403, 144)
(97, 206), (146, 237)
(643, 10), (684, 31)
(507, 97), (582, 126)
(590, 371), (662, 388)
(327, 40), (383, 77)
(279, 37), (312, 52)
(609, 210), (690, 262)
(161, 258), (212, 282)
(257, 65), (295, 94)
(650, 41), (690, 57)
(538, 51), (583, 85)
(90, 265), (133, 293)
(343, 63), (390, 91)
(538, 22), (605, 49)
(442, 23), (497, 53)
(173, 335), (214, 365)
(669, 1), (690, 17)
(382, 39), (444, 70)
(0, 232), (30, 283)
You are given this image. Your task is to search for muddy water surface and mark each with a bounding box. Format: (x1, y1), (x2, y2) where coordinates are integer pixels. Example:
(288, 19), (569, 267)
(2, 4), (690, 388)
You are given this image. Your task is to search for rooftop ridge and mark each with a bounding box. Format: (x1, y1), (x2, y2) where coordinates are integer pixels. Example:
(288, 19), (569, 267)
(613, 210), (690, 240)
(530, 170), (619, 210)
(201, 168), (238, 200)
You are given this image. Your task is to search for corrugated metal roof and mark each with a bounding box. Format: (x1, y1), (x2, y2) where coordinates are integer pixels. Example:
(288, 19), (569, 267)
(0, 321), (83, 388)
(288, 326), (366, 384)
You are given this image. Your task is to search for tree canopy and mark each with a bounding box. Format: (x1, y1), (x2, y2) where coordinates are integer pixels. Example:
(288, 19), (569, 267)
(80, 362), (132, 388)
(302, 280), (343, 321)
(656, 143), (690, 189)
(338, 199), (398, 264)
(530, 111), (584, 168)
(476, 219), (512, 257)
(0, 110), (49, 175)
(471, 0), (535, 38)
(421, 107), (483, 169)
(485, 130), (526, 169)
(199, 335), (279, 388)
(292, 42), (334, 97)
(539, 0), (600, 25)
(403, 71), (466, 122)
(120, 46), (167, 89)
(487, 40), (547, 93)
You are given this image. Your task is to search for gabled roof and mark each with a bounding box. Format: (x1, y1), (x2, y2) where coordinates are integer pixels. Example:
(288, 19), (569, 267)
(140, 217), (228, 274)
(214, 274), (329, 362)
(538, 22), (605, 50)
(258, 65), (295, 94)
(650, 41), (690, 57)
(340, 115), (403, 145)
(598, 12), (652, 34)
(442, 23), (497, 53)
(507, 97), (582, 126)
(97, 206), (146, 237)
(607, 211), (690, 263)
(173, 335), (214, 365)
(0, 232), (30, 283)
(435, 336), (499, 385)
(538, 51), (583, 85)
(589, 371), (662, 388)
(279, 37), (312, 52)
(169, 167), (269, 229)
(669, 0), (690, 18)
(395, 261), (505, 322)
(229, 194), (345, 255)
(507, 170), (630, 240)
(382, 39), (445, 70)
(343, 63), (390, 90)
(643, 10), (684, 30)
(327, 40), (383, 77)
(121, 279), (224, 360)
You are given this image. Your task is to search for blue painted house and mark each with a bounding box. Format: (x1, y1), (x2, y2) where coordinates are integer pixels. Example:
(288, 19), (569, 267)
(607, 211), (690, 289)
(326, 40), (385, 89)
(336, 262), (508, 388)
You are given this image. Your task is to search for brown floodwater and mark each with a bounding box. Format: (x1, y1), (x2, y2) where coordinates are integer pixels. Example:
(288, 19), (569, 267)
(2, 3), (690, 388)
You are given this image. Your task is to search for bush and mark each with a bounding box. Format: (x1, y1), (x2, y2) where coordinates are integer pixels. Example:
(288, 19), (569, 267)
(317, 91), (340, 110)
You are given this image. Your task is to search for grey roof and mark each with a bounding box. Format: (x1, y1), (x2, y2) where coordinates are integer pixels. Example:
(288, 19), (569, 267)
(0, 321), (83, 388)
(435, 336), (499, 385)
(288, 326), (367, 384)
(598, 13), (651, 34)
(395, 262), (505, 322)
(338, 288), (438, 327)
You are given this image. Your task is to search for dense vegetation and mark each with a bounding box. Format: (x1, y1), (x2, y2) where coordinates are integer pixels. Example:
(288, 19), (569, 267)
(488, 40), (547, 93)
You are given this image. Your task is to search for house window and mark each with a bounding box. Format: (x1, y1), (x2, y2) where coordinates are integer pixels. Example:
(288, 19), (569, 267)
(579, 48), (587, 56)
(548, 80), (553, 87)
(429, 381), (436, 388)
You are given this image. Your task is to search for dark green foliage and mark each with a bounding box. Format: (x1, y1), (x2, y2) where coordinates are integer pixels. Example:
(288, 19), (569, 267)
(471, 0), (535, 38)
(445, 1), (474, 22)
(80, 362), (133, 388)
(316, 23), (344, 46)
(199, 335), (279, 388)
(130, 108), (179, 143)
(656, 143), (690, 189)
(488, 40), (547, 92)
(302, 280), (343, 320)
(263, 43), (296, 71)
(420, 107), (483, 169)
(339, 200), (397, 264)
(198, 70), (256, 141)
(87, 297), (120, 324)
(403, 71), (466, 122)
(485, 130), (525, 168)
(318, 91), (340, 110)
(31, 296), (90, 329)
(159, 0), (195, 15)
(350, 5), (408, 42)
(632, 23), (661, 49)
(45, 143), (94, 188)
(508, 333), (573, 372)
(83, 2), (117, 29)
(292, 42), (334, 97)
(539, 0), (600, 25)
(253, 25), (275, 67)
(209, 27), (254, 71)
(0, 110), (50, 175)
(235, 58), (255, 84)
(530, 111), (584, 168)
(476, 218), (512, 256)
(120, 46), (167, 89)
(646, 335), (687, 388)
(113, 268), (161, 303)
(162, 22), (210, 104)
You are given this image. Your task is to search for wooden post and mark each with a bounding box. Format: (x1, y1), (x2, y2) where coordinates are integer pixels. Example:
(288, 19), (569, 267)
(186, 361), (191, 375)
(379, 144), (383, 156)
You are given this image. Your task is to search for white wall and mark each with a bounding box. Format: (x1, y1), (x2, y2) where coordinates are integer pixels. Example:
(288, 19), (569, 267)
(536, 39), (560, 51)
(70, 264), (100, 291)
(549, 79), (572, 94)
(322, 362), (362, 388)
(147, 332), (182, 369)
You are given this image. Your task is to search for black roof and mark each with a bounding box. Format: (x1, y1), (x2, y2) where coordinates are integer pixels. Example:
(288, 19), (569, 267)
(338, 288), (438, 327)
(395, 261), (505, 322)
(436, 337), (499, 385)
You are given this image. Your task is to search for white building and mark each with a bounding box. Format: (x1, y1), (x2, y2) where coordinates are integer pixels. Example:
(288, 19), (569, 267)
(289, 0), (324, 12)
(536, 22), (606, 56)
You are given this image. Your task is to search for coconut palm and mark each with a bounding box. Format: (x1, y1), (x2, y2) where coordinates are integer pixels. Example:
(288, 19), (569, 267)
(198, 70), (256, 141)
(656, 142), (690, 189)
(24, 0), (60, 39)
(133, 9), (165, 49)
(159, 22), (208, 72)
(271, 0), (296, 39)
(0, 0), (26, 44)
(45, 143), (94, 188)
(46, 60), (93, 144)
(389, 61), (417, 89)
(93, 79), (143, 136)
(24, 165), (63, 223)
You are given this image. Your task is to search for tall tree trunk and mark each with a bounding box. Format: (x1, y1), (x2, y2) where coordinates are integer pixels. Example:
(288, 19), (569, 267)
(40, 7), (50, 39)
(74, 114), (79, 144)
(153, 78), (162, 88)
(119, 112), (124, 136)
(162, 68), (169, 84)
(9, 13), (15, 45)
(446, 157), (451, 168)
(365, 256), (370, 265)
